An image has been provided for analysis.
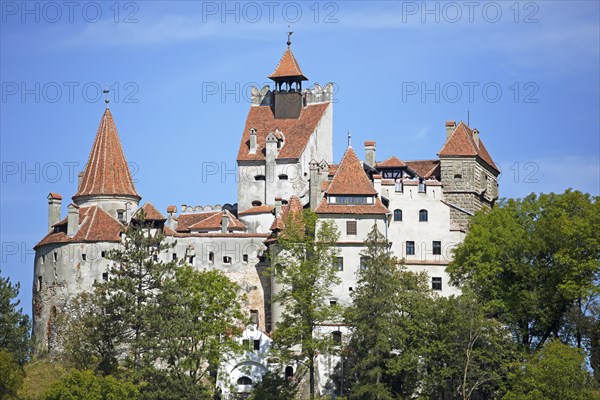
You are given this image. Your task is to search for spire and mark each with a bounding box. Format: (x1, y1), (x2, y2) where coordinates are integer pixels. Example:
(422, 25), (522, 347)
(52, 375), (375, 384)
(103, 86), (110, 109)
(73, 108), (140, 201)
(268, 41), (308, 82)
(287, 25), (293, 47)
(347, 129), (352, 148)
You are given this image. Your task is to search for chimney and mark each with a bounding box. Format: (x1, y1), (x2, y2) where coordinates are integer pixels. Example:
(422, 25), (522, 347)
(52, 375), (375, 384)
(77, 171), (84, 191)
(445, 121), (456, 140)
(166, 205), (177, 230)
(221, 211), (228, 233)
(67, 203), (79, 237)
(472, 128), (480, 149)
(373, 174), (382, 194)
(275, 197), (282, 216)
(47, 193), (62, 232)
(309, 160), (320, 210)
(364, 141), (376, 167)
(249, 127), (257, 154)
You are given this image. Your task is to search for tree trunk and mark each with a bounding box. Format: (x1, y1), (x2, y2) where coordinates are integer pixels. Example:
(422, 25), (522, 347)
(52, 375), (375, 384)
(309, 349), (315, 399)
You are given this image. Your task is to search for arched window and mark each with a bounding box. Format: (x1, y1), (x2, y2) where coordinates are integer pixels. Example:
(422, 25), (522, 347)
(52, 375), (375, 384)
(393, 209), (402, 221)
(419, 209), (428, 222)
(285, 366), (294, 378)
(237, 376), (252, 385)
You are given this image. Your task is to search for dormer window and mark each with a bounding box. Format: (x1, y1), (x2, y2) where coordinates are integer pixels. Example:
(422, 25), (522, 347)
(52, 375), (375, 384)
(328, 196), (372, 205)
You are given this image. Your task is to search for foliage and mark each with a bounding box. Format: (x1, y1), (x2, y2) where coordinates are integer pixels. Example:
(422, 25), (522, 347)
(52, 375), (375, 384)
(270, 209), (341, 399)
(422, 294), (515, 400)
(344, 224), (434, 399)
(0, 269), (31, 365)
(503, 340), (598, 400)
(43, 369), (139, 400)
(17, 358), (67, 400)
(249, 370), (299, 400)
(0, 349), (25, 400)
(448, 190), (600, 353)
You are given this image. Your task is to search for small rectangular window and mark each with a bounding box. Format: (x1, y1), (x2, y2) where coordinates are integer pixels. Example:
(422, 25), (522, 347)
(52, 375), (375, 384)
(330, 300), (337, 306)
(433, 241), (442, 255)
(406, 241), (415, 256)
(101, 251), (106, 258)
(41, 255), (45, 264)
(223, 256), (232, 264)
(102, 272), (109, 281)
(82, 253), (87, 261)
(172, 253), (177, 261)
(253, 340), (260, 351)
(432, 277), (442, 291)
(188, 255), (195, 264)
(250, 310), (259, 325)
(117, 210), (125, 220)
(53, 252), (57, 262)
(242, 339), (250, 350)
(346, 221), (357, 235)
(335, 257), (344, 271)
(349, 287), (353, 291)
(37, 276), (42, 291)
(243, 254), (249, 263)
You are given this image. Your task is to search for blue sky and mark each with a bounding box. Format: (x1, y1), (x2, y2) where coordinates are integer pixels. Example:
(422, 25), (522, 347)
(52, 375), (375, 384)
(1, 1), (599, 316)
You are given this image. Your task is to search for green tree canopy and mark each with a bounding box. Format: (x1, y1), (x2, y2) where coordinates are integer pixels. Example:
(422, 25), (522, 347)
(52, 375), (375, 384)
(43, 370), (139, 400)
(0, 269), (30, 365)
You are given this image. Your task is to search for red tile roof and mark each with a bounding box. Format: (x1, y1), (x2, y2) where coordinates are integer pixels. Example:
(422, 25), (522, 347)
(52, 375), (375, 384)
(269, 196), (303, 231)
(133, 202), (166, 221)
(326, 147), (377, 195)
(48, 192), (62, 200)
(405, 160), (440, 179)
(237, 103), (330, 161)
(364, 140), (376, 147)
(268, 47), (308, 80)
(166, 205), (177, 214)
(35, 206), (123, 248)
(438, 121), (499, 172)
(73, 109), (140, 200)
(377, 156), (407, 168)
(314, 197), (389, 215)
(177, 210), (246, 233)
(238, 205), (275, 216)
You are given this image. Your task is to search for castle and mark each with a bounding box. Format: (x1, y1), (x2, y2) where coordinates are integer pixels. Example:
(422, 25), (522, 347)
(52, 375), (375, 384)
(33, 39), (499, 396)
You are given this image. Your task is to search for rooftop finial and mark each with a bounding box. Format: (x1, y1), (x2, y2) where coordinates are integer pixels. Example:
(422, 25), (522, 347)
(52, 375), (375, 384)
(103, 85), (110, 109)
(347, 129), (352, 148)
(287, 25), (293, 47)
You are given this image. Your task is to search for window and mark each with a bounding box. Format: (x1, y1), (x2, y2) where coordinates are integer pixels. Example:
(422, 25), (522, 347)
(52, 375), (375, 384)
(360, 256), (368, 270)
(53, 252), (57, 262)
(349, 287), (353, 291)
(223, 256), (232, 264)
(393, 209), (402, 221)
(41, 255), (45, 264)
(251, 200), (262, 206)
(237, 376), (253, 385)
(432, 277), (442, 291)
(250, 310), (259, 325)
(329, 299), (337, 306)
(278, 174), (288, 180)
(242, 339), (250, 349)
(208, 252), (214, 263)
(101, 251), (106, 258)
(243, 254), (249, 263)
(406, 241), (415, 255)
(336, 196), (368, 204)
(117, 210), (125, 220)
(102, 272), (109, 281)
(346, 221), (357, 235)
(418, 179), (426, 193)
(153, 254), (158, 262)
(395, 179), (403, 192)
(254, 175), (265, 181)
(37, 276), (42, 291)
(332, 330), (342, 344)
(253, 340), (260, 351)
(82, 253), (87, 261)
(454, 173), (462, 179)
(188, 255), (195, 264)
(172, 253), (177, 261)
(419, 209), (428, 222)
(334, 257), (344, 271)
(433, 241), (441, 255)
(285, 366), (294, 378)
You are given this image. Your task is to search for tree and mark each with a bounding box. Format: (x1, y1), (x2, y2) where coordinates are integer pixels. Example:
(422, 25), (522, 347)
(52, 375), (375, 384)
(422, 295), (515, 400)
(344, 225), (434, 399)
(249, 370), (299, 400)
(0, 269), (31, 365)
(0, 349), (25, 400)
(145, 266), (244, 399)
(448, 191), (600, 353)
(270, 209), (341, 399)
(503, 340), (598, 400)
(43, 369), (139, 400)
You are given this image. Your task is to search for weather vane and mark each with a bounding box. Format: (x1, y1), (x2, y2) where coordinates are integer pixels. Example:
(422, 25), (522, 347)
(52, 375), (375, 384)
(103, 85), (110, 109)
(287, 25), (293, 46)
(347, 129), (352, 148)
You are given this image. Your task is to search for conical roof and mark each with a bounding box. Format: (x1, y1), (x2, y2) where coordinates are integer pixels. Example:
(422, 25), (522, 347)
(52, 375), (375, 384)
(268, 47), (308, 81)
(73, 109), (140, 200)
(326, 147), (377, 195)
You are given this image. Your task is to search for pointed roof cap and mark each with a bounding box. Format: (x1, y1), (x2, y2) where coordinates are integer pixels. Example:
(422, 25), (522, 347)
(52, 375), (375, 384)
(268, 46), (308, 81)
(376, 156), (407, 168)
(326, 147), (378, 196)
(73, 109), (140, 200)
(438, 121), (499, 172)
(133, 202), (166, 221)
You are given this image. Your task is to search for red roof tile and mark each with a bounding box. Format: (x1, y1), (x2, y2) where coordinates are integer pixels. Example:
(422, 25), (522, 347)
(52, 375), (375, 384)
(238, 205), (275, 216)
(405, 160), (440, 179)
(48, 192), (62, 200)
(133, 202), (166, 221)
(166, 206), (177, 214)
(35, 206), (123, 248)
(315, 197), (389, 215)
(326, 147), (377, 195)
(268, 47), (308, 80)
(438, 122), (499, 172)
(237, 103), (330, 161)
(188, 210), (246, 232)
(73, 109), (140, 200)
(377, 156), (407, 168)
(269, 196), (303, 231)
